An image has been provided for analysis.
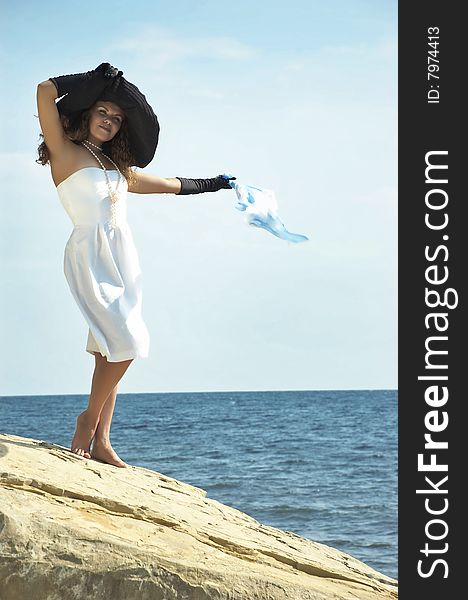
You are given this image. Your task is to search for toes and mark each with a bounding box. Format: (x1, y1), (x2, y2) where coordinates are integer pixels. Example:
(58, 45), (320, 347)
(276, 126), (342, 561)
(71, 447), (90, 459)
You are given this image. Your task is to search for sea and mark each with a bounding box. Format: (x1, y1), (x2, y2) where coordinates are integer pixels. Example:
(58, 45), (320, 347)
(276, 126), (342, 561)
(0, 389), (397, 579)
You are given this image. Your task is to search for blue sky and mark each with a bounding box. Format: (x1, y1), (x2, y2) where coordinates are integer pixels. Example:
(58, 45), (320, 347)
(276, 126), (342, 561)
(0, 0), (397, 395)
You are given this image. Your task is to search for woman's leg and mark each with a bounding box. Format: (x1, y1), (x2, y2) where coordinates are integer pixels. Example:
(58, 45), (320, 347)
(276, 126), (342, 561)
(70, 352), (133, 460)
(90, 380), (127, 467)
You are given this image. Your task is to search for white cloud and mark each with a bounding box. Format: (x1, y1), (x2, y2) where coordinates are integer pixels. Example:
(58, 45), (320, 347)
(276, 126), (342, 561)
(104, 24), (255, 70)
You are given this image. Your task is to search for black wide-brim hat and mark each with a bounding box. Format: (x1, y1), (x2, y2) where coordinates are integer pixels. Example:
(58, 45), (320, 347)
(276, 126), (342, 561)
(56, 73), (160, 168)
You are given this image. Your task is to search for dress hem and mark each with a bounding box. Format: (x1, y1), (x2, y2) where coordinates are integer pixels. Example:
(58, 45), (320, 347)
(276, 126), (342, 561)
(85, 347), (148, 362)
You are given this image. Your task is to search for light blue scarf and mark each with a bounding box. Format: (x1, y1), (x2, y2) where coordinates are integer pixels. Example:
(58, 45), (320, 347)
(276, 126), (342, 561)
(224, 176), (309, 243)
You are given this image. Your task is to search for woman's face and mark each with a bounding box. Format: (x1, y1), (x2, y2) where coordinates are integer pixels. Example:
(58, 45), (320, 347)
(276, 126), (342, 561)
(88, 101), (125, 144)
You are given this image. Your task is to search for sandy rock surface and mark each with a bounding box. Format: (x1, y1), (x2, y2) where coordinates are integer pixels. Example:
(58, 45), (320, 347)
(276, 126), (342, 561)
(0, 433), (398, 599)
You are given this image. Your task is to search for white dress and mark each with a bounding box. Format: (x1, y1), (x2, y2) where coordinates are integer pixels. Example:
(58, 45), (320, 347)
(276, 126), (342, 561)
(56, 166), (150, 362)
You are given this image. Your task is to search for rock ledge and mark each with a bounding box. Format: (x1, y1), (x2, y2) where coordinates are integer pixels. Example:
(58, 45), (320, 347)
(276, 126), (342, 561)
(0, 433), (397, 599)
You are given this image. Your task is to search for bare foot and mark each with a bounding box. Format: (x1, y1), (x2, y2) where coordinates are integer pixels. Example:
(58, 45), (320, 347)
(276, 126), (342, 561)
(70, 411), (97, 460)
(91, 438), (127, 468)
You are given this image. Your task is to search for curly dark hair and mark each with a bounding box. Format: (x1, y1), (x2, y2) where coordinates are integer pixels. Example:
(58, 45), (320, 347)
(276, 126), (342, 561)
(36, 100), (138, 189)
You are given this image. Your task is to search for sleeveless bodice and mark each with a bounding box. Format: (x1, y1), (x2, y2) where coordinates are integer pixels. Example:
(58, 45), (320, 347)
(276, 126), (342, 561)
(56, 166), (128, 229)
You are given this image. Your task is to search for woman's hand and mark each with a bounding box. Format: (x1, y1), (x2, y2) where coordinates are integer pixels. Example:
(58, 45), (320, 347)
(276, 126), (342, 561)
(217, 174), (237, 189)
(102, 63), (123, 79)
(48, 63), (123, 114)
(176, 173), (237, 195)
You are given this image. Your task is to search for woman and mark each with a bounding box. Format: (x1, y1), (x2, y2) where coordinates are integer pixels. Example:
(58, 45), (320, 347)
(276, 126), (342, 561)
(36, 63), (234, 468)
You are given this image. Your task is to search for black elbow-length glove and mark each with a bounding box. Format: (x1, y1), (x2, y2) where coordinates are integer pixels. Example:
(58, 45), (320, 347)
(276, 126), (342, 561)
(49, 62), (123, 114)
(176, 174), (236, 195)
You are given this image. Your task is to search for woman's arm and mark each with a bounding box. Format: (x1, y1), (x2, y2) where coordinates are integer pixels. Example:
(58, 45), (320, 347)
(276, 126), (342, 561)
(128, 171), (182, 194)
(37, 80), (73, 159)
(128, 172), (236, 195)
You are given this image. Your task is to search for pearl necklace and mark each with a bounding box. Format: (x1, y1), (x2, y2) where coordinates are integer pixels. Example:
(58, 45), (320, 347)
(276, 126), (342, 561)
(81, 140), (124, 230)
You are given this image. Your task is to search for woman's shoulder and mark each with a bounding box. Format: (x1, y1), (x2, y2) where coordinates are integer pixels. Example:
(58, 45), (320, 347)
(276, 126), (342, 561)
(50, 141), (84, 188)
(50, 141), (114, 188)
